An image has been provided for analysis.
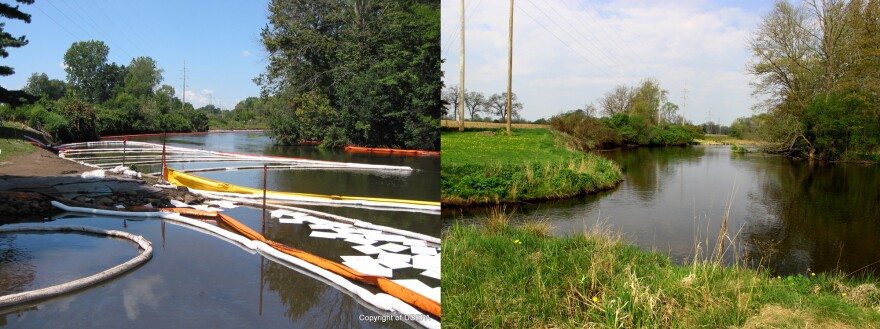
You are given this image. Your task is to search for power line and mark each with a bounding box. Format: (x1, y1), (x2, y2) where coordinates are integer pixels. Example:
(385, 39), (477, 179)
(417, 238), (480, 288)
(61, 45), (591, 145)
(541, 0), (636, 82)
(59, 0), (135, 60)
(514, 2), (624, 85)
(575, 0), (652, 80)
(524, 0), (620, 71)
(79, 0), (151, 57)
(442, 0), (484, 59)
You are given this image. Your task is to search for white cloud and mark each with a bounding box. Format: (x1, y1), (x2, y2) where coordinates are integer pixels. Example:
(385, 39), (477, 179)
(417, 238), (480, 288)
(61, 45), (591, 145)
(442, 0), (764, 124)
(182, 89), (214, 108)
(59, 62), (68, 69)
(242, 50), (252, 57)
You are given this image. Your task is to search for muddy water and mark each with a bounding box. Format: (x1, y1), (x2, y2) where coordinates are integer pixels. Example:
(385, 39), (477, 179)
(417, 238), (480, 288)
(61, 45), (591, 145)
(1, 132), (438, 328)
(443, 146), (880, 276)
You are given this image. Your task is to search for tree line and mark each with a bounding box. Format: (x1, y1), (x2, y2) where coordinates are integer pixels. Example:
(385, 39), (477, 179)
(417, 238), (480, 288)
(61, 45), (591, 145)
(441, 86), (525, 123)
(550, 78), (703, 150)
(748, 0), (880, 161)
(0, 39), (221, 142)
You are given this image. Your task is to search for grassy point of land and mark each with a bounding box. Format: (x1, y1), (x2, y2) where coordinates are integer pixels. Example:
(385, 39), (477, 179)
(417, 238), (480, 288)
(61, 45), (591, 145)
(441, 128), (621, 206)
(697, 134), (764, 146)
(442, 219), (880, 328)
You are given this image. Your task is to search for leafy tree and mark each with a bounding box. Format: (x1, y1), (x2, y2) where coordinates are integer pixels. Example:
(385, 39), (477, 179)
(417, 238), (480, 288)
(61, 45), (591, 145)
(660, 102), (679, 125)
(258, 0), (440, 150)
(24, 72), (66, 100)
(630, 78), (667, 124)
(124, 56), (162, 98)
(64, 40), (111, 102)
(749, 0), (880, 160)
(0, 0), (36, 107)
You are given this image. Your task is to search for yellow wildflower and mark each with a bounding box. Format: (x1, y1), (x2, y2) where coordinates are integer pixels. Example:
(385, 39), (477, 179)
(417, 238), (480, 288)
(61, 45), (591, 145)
(592, 296), (598, 302)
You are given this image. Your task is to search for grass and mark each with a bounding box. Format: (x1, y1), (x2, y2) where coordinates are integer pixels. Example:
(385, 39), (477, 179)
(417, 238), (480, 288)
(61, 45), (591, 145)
(442, 215), (880, 328)
(0, 137), (35, 163)
(441, 128), (622, 206)
(697, 134), (763, 146)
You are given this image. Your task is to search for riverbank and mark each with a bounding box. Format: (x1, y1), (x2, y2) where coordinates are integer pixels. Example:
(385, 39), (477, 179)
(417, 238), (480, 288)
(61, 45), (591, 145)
(0, 135), (206, 219)
(441, 128), (621, 206)
(442, 220), (880, 328)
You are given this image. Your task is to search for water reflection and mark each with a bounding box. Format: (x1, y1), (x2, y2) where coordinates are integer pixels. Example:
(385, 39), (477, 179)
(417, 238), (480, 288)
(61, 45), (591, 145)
(0, 234), (35, 295)
(122, 275), (164, 320)
(443, 146), (880, 276)
(742, 160), (880, 274)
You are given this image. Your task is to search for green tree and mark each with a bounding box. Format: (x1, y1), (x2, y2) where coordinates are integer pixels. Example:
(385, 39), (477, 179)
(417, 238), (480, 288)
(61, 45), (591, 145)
(749, 0), (880, 160)
(124, 56), (162, 98)
(630, 78), (667, 125)
(24, 72), (66, 100)
(258, 0), (440, 150)
(0, 0), (35, 107)
(64, 40), (111, 102)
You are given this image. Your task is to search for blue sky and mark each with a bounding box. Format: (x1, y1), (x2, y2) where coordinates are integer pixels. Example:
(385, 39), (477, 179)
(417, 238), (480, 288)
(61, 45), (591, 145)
(1, 0), (270, 110)
(441, 0), (776, 124)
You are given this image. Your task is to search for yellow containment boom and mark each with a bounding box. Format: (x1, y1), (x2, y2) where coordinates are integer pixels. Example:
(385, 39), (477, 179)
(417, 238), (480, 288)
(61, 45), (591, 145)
(164, 168), (440, 212)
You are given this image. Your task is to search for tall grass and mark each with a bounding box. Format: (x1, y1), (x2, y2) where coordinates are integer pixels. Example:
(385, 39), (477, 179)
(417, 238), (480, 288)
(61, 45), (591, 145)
(442, 207), (880, 328)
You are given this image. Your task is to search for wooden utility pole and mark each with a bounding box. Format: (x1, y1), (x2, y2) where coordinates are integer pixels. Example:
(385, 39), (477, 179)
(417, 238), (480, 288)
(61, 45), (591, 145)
(506, 0), (514, 135)
(458, 0), (465, 132)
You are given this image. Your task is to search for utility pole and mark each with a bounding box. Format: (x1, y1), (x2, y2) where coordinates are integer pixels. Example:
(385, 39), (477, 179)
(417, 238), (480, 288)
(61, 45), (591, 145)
(182, 60), (187, 111)
(682, 86), (687, 125)
(458, 0), (465, 132)
(506, 0), (514, 135)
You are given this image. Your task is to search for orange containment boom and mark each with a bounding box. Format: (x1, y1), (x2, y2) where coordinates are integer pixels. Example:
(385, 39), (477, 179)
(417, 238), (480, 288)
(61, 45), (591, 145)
(162, 208), (441, 318)
(344, 146), (440, 156)
(164, 168), (440, 211)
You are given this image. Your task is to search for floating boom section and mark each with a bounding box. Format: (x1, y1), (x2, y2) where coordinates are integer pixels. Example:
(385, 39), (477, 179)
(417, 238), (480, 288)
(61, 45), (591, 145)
(58, 140), (414, 172)
(165, 168), (440, 212)
(162, 207), (441, 318)
(47, 201), (440, 323)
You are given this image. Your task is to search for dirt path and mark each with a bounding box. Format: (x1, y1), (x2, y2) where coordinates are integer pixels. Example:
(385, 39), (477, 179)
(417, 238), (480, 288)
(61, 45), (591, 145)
(0, 145), (93, 177)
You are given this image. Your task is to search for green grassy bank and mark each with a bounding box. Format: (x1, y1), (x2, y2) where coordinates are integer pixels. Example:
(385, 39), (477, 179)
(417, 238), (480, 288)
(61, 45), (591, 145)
(441, 128), (622, 206)
(442, 219), (880, 328)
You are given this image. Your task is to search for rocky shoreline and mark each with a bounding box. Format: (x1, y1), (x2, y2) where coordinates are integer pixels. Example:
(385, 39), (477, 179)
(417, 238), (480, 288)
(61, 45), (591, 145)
(0, 173), (206, 220)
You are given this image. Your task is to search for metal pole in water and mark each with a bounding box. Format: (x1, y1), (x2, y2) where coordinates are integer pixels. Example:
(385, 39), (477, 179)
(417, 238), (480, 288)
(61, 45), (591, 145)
(162, 132), (167, 181)
(123, 138), (127, 167)
(262, 164), (267, 235)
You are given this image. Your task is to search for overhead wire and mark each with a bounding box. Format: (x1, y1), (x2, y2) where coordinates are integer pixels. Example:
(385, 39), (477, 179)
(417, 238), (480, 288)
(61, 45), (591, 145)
(78, 0), (151, 57)
(541, 0), (639, 83)
(514, 1), (625, 86)
(59, 0), (135, 60)
(441, 0), (485, 59)
(574, 0), (654, 82)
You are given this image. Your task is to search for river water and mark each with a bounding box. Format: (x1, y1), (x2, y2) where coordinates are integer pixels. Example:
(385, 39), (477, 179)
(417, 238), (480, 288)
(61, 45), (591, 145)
(442, 145), (880, 276)
(1, 132), (439, 328)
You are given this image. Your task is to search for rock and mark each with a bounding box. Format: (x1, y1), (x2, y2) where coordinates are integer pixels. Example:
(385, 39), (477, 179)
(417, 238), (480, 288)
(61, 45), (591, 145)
(96, 197), (114, 206)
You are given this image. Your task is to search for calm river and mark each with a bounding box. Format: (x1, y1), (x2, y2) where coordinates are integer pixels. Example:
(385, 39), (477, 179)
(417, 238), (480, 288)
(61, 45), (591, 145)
(442, 145), (880, 276)
(1, 132), (439, 328)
